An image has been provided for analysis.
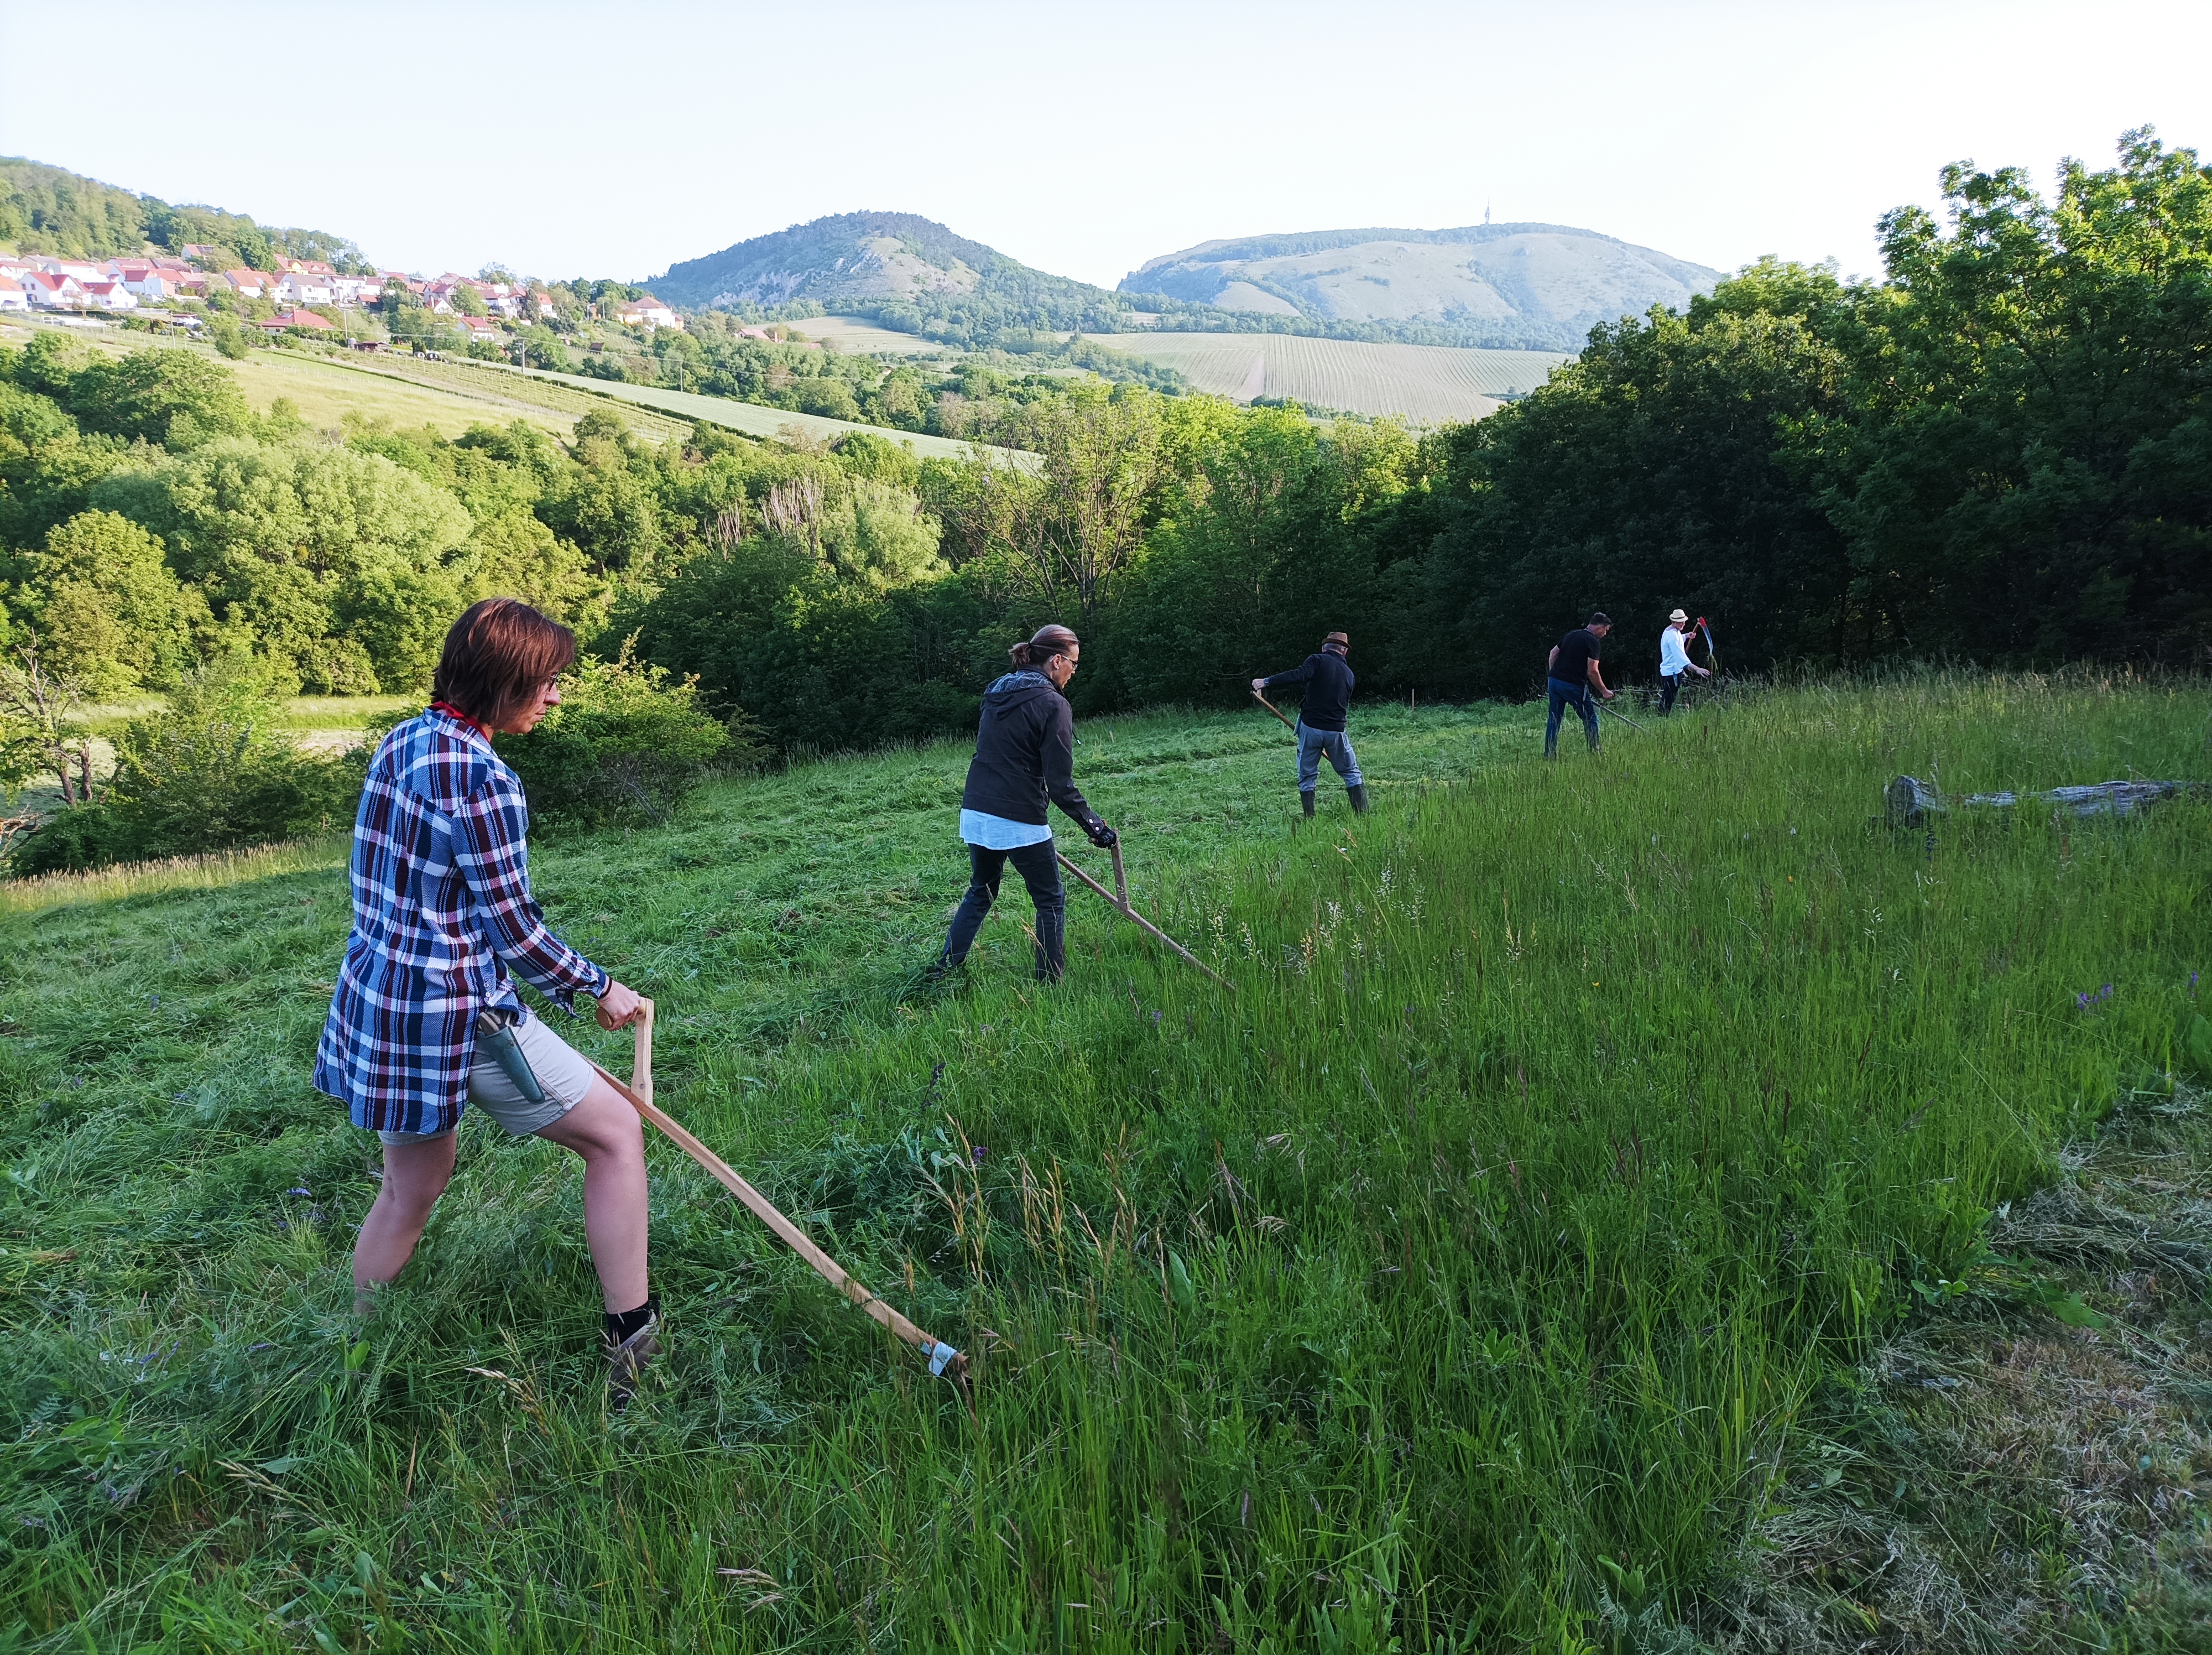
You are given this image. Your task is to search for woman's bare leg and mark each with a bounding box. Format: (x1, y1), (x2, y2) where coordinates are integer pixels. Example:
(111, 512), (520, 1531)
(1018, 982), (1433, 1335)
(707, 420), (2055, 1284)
(353, 1133), (458, 1312)
(533, 1073), (649, 1311)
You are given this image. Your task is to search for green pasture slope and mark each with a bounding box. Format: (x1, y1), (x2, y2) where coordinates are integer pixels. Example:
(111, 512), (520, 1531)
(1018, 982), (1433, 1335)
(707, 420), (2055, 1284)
(1, 678), (2207, 1650)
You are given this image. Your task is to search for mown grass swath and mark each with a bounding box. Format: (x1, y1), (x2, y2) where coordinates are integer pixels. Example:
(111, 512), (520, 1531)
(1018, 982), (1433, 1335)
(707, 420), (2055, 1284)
(0, 674), (2204, 1648)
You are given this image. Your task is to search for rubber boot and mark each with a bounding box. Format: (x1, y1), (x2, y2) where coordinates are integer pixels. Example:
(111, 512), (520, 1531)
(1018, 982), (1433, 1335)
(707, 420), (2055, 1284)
(1300, 790), (1316, 819)
(1348, 784), (1370, 815)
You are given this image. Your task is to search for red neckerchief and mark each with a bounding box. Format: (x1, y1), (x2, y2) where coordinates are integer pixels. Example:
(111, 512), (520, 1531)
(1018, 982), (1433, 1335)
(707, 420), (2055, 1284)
(429, 700), (493, 739)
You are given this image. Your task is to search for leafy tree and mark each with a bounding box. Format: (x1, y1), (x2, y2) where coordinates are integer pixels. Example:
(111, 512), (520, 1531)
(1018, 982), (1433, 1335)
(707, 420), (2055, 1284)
(831, 429), (922, 490)
(92, 439), (473, 692)
(1118, 405), (1403, 705)
(538, 410), (665, 575)
(519, 325), (571, 371)
(349, 418), (611, 628)
(1402, 290), (1855, 696)
(1824, 126), (2212, 662)
(938, 384), (1164, 620)
(14, 511), (208, 693)
(0, 378), (134, 551)
(66, 348), (255, 449)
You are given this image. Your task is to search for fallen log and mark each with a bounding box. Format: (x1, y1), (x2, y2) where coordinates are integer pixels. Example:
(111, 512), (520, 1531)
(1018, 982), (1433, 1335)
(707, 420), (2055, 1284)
(1887, 775), (2205, 829)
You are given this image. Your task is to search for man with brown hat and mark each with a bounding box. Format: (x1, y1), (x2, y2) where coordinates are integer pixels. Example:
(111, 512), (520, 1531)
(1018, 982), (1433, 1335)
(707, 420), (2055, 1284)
(1657, 608), (1710, 715)
(1253, 631), (1366, 816)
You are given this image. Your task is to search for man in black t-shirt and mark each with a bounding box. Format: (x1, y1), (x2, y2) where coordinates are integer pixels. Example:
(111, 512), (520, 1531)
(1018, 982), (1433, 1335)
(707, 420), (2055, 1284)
(1544, 613), (1614, 757)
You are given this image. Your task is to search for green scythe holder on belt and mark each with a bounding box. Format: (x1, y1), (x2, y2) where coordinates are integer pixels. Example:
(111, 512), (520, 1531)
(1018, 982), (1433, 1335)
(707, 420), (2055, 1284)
(475, 1008), (546, 1104)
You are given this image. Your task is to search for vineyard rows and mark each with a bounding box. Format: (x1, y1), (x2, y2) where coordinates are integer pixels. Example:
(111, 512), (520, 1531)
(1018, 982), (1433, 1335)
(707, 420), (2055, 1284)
(1080, 332), (1573, 423)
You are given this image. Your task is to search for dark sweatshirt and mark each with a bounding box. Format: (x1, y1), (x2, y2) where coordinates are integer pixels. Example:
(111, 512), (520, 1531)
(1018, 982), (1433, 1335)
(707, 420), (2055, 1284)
(1262, 650), (1355, 732)
(959, 671), (1104, 831)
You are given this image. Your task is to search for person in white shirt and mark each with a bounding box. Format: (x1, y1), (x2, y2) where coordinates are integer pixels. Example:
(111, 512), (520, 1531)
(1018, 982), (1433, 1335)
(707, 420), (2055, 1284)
(1658, 609), (1710, 714)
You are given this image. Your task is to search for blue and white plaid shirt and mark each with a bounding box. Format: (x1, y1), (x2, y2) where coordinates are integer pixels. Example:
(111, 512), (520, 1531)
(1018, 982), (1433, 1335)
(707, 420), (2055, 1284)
(314, 708), (609, 1136)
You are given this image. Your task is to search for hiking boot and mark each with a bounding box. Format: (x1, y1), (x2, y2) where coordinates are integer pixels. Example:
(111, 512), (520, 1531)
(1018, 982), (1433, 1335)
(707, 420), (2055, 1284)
(606, 1315), (661, 1412)
(921, 954), (961, 985)
(1300, 790), (1316, 819)
(1347, 784), (1370, 815)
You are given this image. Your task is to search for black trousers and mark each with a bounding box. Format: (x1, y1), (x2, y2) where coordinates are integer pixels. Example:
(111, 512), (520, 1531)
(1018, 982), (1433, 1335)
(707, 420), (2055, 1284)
(1660, 673), (1683, 715)
(942, 840), (1066, 980)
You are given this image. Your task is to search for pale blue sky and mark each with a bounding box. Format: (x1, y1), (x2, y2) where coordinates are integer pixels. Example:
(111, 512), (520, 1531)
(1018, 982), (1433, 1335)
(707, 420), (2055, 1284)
(3, 1), (2205, 290)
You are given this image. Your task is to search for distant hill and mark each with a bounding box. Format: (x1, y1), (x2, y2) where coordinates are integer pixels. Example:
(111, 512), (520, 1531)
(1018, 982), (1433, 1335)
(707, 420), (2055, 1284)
(0, 156), (367, 272)
(1120, 224), (1725, 352)
(650, 212), (1164, 348)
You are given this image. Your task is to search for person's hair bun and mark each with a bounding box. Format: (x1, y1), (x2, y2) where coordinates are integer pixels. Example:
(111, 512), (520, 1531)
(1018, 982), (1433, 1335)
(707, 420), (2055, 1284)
(1009, 623), (1079, 668)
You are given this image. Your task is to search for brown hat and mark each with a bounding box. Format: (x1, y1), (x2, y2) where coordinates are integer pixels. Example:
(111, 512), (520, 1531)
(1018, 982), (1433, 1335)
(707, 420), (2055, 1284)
(1323, 631), (1349, 648)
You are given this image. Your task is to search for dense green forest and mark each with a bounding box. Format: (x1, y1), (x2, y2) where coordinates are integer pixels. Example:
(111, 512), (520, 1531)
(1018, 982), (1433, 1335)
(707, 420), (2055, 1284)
(2, 129), (2205, 873)
(0, 156), (367, 274)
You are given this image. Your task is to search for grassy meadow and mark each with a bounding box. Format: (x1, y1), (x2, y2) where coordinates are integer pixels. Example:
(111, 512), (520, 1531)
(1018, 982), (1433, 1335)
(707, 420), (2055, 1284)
(219, 353), (581, 443)
(520, 368), (1011, 461)
(1080, 335), (1574, 422)
(0, 321), (690, 446)
(1, 678), (2208, 1651)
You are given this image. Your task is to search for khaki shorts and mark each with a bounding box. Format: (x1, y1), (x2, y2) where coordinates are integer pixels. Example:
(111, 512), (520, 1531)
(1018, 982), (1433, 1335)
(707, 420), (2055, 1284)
(378, 1006), (599, 1145)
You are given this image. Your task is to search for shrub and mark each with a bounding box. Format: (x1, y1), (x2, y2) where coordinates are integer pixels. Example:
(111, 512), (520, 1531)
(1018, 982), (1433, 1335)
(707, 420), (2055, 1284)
(6, 657), (366, 876)
(493, 645), (763, 830)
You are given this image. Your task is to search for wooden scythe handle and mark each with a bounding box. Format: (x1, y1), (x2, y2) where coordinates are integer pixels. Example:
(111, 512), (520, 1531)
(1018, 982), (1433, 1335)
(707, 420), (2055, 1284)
(1057, 849), (1232, 990)
(1251, 689), (1298, 735)
(601, 998), (966, 1385)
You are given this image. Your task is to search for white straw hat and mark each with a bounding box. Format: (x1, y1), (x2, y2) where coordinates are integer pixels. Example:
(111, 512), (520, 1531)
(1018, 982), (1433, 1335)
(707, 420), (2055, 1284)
(1668, 608), (1688, 625)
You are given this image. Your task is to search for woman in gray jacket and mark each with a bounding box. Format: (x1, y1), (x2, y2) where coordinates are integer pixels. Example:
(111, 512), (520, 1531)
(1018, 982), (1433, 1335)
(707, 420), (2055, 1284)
(932, 624), (1117, 982)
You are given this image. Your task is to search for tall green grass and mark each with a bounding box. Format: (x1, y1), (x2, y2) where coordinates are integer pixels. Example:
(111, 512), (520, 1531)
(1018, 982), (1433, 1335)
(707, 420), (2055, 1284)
(0, 676), (2203, 1651)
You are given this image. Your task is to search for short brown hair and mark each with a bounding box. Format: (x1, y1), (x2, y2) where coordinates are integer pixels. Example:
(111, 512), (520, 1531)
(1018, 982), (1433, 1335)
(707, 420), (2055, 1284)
(1009, 623), (1079, 668)
(431, 598), (577, 727)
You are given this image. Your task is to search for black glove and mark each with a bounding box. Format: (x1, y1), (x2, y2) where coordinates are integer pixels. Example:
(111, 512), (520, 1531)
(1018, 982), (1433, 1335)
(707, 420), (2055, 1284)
(1086, 818), (1118, 849)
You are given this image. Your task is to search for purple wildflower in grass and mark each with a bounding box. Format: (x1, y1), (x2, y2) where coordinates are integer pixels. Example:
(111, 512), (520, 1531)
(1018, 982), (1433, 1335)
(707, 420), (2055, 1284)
(971, 1144), (987, 1167)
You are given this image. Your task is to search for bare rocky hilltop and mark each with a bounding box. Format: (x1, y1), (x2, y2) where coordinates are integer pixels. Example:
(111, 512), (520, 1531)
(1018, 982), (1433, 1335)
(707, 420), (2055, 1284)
(651, 213), (1724, 352)
(1121, 224), (1724, 351)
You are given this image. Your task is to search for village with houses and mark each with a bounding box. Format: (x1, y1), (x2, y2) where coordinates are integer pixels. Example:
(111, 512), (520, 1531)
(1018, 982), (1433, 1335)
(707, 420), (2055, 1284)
(0, 245), (685, 346)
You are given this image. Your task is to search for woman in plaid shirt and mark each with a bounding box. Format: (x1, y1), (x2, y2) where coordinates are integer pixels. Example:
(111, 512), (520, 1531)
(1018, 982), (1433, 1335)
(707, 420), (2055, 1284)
(315, 599), (659, 1404)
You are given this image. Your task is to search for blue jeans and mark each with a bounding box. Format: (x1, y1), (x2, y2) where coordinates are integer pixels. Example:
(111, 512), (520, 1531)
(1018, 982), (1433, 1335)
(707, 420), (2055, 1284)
(1297, 723), (1361, 793)
(1545, 678), (1599, 755)
(942, 840), (1066, 980)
